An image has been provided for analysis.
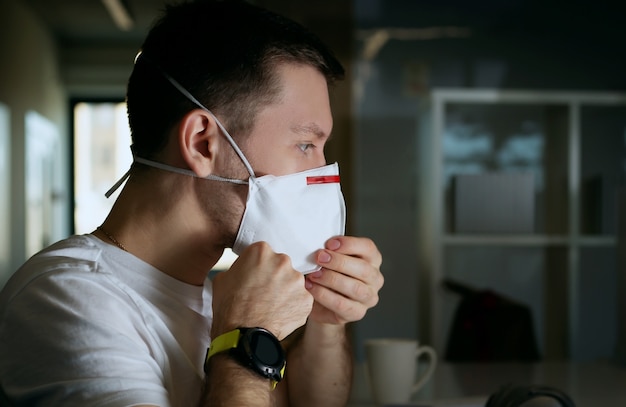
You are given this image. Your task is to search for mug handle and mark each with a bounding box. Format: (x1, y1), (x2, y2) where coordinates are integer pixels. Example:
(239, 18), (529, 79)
(411, 345), (437, 394)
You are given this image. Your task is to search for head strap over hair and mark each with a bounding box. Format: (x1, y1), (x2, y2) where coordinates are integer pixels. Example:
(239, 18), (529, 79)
(137, 52), (255, 177)
(104, 52), (256, 198)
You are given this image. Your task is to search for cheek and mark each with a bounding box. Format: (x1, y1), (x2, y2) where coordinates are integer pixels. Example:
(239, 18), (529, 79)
(216, 142), (252, 180)
(248, 149), (303, 176)
(195, 177), (247, 238)
(314, 150), (327, 167)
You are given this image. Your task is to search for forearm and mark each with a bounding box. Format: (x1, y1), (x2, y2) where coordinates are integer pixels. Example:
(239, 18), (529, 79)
(285, 321), (352, 407)
(201, 354), (273, 407)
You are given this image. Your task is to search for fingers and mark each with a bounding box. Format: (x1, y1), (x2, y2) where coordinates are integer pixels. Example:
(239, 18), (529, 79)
(317, 236), (384, 288)
(305, 236), (384, 324)
(324, 236), (382, 269)
(307, 267), (380, 322)
(308, 267), (379, 308)
(306, 275), (372, 323)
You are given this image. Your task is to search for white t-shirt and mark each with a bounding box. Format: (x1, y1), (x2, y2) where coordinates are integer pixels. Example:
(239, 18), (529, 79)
(0, 235), (213, 406)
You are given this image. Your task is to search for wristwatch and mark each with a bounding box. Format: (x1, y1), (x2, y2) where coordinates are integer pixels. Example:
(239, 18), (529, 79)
(205, 327), (286, 388)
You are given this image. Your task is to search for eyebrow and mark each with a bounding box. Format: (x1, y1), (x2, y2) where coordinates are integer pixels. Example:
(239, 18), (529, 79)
(290, 122), (332, 140)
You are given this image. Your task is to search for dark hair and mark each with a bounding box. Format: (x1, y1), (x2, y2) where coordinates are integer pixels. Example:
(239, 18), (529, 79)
(126, 0), (345, 159)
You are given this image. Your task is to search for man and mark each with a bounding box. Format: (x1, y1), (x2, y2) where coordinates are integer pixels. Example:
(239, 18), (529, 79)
(0, 1), (383, 406)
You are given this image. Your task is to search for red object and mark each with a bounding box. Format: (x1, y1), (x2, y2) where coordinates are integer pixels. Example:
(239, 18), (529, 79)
(306, 175), (340, 185)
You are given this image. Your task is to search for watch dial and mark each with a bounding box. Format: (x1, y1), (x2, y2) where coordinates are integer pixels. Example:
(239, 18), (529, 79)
(252, 333), (281, 366)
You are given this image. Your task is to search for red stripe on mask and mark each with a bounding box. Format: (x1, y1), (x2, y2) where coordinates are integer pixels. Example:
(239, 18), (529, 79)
(306, 175), (340, 185)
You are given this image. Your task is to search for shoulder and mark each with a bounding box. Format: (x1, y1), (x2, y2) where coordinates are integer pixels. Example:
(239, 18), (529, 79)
(0, 235), (105, 306)
(0, 235), (153, 327)
(0, 235), (160, 350)
(0, 236), (171, 406)
(8, 235), (102, 276)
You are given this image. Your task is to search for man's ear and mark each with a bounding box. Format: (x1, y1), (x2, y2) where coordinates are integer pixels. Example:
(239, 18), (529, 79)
(177, 109), (220, 177)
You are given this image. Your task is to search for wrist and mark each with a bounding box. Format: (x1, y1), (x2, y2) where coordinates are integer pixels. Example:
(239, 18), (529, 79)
(206, 327), (286, 388)
(211, 316), (279, 339)
(304, 320), (348, 345)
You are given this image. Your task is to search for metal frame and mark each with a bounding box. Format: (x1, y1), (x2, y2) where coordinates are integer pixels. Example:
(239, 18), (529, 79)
(421, 89), (626, 358)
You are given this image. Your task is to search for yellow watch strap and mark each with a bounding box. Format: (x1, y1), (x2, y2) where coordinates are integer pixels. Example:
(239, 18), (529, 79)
(205, 328), (284, 390)
(207, 329), (242, 359)
(272, 364), (286, 390)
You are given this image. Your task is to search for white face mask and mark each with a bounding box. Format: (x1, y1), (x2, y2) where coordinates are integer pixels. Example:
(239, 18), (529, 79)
(233, 162), (345, 274)
(106, 61), (346, 273)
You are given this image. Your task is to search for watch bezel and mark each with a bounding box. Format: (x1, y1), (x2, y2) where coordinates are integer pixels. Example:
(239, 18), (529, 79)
(235, 327), (286, 383)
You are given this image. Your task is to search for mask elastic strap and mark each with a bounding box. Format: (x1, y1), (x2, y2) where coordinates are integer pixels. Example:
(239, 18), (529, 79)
(105, 52), (258, 199)
(140, 53), (256, 178)
(104, 155), (248, 198)
(134, 156), (248, 185)
(105, 169), (132, 198)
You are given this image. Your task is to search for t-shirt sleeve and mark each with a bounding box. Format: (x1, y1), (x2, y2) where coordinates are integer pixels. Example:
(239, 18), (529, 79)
(0, 269), (171, 407)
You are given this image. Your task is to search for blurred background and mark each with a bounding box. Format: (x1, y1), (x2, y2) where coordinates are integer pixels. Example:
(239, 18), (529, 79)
(1, 0), (625, 369)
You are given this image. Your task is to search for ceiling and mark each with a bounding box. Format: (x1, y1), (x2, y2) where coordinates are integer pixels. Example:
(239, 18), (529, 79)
(22, 0), (626, 97)
(24, 0), (168, 47)
(22, 0), (176, 96)
(25, 0), (626, 48)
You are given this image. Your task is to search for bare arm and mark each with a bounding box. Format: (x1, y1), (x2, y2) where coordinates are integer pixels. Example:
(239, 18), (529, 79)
(279, 236), (384, 407)
(283, 321), (352, 407)
(201, 354), (275, 406)
(201, 242), (314, 407)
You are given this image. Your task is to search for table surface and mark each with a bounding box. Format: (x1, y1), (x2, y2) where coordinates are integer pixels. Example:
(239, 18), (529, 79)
(348, 361), (626, 407)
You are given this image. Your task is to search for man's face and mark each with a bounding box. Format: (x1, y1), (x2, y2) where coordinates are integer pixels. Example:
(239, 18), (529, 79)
(237, 63), (333, 177)
(206, 62), (334, 246)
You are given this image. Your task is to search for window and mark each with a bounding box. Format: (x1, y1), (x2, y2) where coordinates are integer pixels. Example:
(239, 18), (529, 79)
(73, 101), (131, 234)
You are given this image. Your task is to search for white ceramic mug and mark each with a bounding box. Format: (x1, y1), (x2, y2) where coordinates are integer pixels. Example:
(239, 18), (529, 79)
(365, 338), (438, 405)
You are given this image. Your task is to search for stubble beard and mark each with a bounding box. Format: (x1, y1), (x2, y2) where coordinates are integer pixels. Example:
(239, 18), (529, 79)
(198, 149), (250, 250)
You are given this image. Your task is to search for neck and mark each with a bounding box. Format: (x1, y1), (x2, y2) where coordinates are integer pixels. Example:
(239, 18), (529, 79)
(98, 172), (229, 286)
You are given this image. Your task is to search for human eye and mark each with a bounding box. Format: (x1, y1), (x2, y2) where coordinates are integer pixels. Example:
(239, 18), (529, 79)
(297, 143), (315, 153)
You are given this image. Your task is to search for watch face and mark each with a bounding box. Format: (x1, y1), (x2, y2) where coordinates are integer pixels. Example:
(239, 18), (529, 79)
(251, 331), (282, 366)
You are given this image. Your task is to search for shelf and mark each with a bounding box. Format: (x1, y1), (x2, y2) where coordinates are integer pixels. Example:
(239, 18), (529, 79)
(421, 89), (626, 362)
(443, 234), (617, 247)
